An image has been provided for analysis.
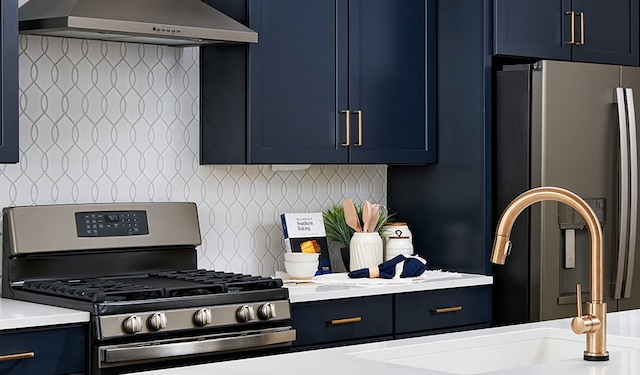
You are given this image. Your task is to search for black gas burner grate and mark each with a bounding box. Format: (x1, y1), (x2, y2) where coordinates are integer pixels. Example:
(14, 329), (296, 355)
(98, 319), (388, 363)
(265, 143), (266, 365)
(20, 269), (283, 303)
(22, 279), (165, 303)
(151, 270), (283, 291)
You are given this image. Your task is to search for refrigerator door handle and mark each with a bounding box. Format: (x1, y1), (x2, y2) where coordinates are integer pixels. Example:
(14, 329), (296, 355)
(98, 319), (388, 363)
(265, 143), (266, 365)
(624, 88), (638, 299)
(615, 87), (630, 300)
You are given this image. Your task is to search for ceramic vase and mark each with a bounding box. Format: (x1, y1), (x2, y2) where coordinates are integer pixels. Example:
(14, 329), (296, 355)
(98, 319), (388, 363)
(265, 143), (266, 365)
(349, 232), (383, 271)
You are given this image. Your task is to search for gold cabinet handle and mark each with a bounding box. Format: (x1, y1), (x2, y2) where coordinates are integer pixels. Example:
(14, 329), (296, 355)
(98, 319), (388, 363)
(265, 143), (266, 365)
(0, 352), (35, 362)
(434, 306), (463, 314)
(341, 110), (351, 146)
(354, 110), (363, 146)
(565, 11), (575, 45)
(576, 12), (585, 45)
(330, 317), (362, 325)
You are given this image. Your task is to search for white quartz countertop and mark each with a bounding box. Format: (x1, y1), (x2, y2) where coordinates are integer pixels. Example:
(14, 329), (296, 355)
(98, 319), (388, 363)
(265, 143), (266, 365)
(0, 298), (89, 330)
(284, 271), (493, 303)
(130, 309), (640, 375)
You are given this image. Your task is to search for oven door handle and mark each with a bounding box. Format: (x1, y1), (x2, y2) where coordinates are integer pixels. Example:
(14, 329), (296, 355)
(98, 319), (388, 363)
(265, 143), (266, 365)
(100, 327), (296, 367)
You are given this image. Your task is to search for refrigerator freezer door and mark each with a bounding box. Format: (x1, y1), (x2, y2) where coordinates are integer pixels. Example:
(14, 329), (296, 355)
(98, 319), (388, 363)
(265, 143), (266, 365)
(494, 60), (625, 325)
(535, 61), (620, 320)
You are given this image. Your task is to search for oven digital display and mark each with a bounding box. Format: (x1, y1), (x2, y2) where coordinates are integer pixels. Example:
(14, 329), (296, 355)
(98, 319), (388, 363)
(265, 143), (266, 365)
(75, 211), (150, 237)
(105, 214), (119, 223)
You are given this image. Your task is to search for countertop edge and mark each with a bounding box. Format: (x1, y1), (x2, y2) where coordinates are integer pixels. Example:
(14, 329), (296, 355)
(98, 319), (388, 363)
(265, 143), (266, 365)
(286, 273), (493, 303)
(0, 299), (90, 330)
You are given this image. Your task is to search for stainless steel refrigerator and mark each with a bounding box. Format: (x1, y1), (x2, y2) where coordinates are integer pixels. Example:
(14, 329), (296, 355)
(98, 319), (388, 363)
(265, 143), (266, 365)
(494, 60), (640, 326)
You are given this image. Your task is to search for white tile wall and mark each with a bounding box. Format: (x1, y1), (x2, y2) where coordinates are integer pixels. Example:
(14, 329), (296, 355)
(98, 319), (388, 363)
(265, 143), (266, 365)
(0, 35), (387, 277)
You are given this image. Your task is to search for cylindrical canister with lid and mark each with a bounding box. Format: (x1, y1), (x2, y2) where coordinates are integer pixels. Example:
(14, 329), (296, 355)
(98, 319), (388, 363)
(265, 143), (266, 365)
(381, 222), (412, 252)
(384, 229), (414, 261)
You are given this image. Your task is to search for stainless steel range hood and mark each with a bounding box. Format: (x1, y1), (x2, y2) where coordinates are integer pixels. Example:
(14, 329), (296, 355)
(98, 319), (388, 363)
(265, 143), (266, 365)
(18, 0), (257, 46)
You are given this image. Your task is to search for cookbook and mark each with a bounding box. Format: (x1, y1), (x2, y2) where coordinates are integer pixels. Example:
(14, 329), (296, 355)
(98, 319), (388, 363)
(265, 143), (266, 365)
(281, 212), (331, 274)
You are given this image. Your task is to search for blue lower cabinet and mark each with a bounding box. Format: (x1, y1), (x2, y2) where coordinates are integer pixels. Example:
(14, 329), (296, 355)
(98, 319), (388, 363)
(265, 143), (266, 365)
(0, 324), (87, 374)
(394, 286), (491, 337)
(291, 295), (393, 349)
(291, 286), (492, 349)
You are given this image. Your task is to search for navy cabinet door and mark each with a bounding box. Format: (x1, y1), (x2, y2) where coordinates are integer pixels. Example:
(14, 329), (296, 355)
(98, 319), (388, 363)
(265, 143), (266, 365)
(348, 0), (435, 164)
(494, 0), (638, 66)
(571, 0), (638, 66)
(247, 0), (348, 164)
(494, 0), (571, 61)
(0, 325), (86, 374)
(0, 0), (19, 163)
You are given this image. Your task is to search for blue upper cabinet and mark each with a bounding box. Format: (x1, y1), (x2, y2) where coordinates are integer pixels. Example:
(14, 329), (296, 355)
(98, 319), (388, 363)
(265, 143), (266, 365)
(347, 0), (435, 164)
(245, 0), (347, 164)
(200, 0), (435, 165)
(494, 0), (639, 66)
(0, 0), (19, 163)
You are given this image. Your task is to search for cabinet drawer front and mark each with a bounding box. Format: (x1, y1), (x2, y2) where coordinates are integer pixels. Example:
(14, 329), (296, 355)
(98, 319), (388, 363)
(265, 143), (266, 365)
(0, 324), (86, 374)
(291, 295), (393, 347)
(395, 286), (491, 334)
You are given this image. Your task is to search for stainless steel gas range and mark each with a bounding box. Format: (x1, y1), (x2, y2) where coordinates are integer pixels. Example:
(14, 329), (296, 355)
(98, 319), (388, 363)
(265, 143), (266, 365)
(1, 202), (295, 374)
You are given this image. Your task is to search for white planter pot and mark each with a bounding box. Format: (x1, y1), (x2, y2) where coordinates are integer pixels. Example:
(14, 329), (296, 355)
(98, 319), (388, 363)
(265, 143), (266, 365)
(349, 232), (383, 271)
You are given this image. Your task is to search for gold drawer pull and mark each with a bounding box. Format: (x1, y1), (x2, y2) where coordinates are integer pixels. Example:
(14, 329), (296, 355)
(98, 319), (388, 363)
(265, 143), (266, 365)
(354, 110), (363, 146)
(330, 317), (362, 325)
(341, 110), (351, 146)
(577, 12), (585, 46)
(434, 306), (463, 314)
(0, 352), (35, 362)
(565, 11), (575, 45)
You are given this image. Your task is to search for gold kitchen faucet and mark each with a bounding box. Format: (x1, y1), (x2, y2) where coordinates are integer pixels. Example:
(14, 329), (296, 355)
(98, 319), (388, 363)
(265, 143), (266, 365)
(491, 186), (609, 361)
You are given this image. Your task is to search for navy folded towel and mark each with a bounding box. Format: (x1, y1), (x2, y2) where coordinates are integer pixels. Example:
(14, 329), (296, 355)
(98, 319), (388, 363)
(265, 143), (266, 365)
(347, 254), (427, 279)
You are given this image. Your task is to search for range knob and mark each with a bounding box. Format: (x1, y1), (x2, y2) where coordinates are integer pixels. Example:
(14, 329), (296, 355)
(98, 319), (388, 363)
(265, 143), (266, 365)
(122, 315), (143, 334)
(147, 312), (168, 331)
(257, 303), (277, 320)
(193, 308), (213, 327)
(236, 305), (256, 323)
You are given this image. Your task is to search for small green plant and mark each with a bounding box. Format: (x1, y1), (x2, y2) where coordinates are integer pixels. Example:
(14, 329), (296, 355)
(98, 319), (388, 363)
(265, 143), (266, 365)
(322, 202), (393, 248)
(322, 204), (353, 248)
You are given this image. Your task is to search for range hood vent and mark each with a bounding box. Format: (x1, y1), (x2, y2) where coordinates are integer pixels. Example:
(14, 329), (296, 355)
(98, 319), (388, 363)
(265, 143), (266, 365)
(18, 0), (257, 46)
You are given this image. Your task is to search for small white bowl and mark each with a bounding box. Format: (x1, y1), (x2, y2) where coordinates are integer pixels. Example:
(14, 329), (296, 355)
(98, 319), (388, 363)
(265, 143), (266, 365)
(284, 260), (319, 279)
(284, 252), (320, 263)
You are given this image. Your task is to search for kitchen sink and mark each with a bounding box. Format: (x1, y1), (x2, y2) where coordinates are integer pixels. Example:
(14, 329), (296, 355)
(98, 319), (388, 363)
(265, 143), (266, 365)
(347, 328), (640, 374)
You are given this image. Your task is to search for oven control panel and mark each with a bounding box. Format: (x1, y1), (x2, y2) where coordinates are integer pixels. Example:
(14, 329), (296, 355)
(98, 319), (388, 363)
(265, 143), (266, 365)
(97, 300), (292, 340)
(76, 210), (150, 237)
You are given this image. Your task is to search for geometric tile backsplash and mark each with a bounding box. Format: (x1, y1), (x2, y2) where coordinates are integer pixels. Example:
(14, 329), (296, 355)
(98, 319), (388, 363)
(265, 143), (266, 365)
(0, 35), (387, 279)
